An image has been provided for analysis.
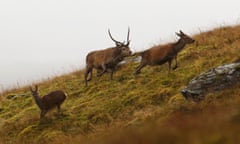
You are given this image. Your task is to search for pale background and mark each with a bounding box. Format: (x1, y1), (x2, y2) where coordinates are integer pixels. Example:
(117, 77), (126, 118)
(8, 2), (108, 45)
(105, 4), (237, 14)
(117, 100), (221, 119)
(0, 0), (239, 90)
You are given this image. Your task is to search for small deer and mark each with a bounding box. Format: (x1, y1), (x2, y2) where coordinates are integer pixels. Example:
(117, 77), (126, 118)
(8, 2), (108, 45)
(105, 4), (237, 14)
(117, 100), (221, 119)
(134, 30), (195, 75)
(84, 28), (132, 86)
(29, 85), (66, 119)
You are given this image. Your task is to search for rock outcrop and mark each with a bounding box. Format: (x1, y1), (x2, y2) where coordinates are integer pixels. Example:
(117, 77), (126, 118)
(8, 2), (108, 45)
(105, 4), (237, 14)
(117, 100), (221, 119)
(181, 62), (240, 102)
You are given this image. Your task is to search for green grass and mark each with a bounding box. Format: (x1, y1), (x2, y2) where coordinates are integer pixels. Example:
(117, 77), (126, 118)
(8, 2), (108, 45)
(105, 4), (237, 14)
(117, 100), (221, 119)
(1, 25), (240, 144)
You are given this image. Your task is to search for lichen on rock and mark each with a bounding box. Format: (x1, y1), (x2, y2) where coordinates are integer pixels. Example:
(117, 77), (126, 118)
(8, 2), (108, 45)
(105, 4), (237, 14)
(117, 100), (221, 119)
(181, 62), (240, 102)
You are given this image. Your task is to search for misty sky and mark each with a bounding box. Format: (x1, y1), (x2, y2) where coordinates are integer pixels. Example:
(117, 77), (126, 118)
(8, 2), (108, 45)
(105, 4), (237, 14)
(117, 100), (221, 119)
(0, 0), (240, 89)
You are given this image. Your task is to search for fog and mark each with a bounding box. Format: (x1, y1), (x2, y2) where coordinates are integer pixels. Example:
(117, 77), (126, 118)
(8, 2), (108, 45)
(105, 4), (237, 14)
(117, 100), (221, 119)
(0, 0), (239, 90)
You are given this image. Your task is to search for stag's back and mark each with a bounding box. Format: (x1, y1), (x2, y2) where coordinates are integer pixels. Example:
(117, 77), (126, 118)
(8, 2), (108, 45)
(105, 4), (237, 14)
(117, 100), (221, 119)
(86, 47), (118, 67)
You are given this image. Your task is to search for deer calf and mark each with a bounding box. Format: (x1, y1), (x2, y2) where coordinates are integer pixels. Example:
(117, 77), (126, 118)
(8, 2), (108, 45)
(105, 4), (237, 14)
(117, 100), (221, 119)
(30, 85), (66, 119)
(134, 30), (195, 75)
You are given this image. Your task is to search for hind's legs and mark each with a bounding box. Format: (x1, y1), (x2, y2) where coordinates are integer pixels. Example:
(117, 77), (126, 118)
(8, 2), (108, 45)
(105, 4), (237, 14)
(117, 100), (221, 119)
(172, 56), (178, 70)
(134, 62), (147, 75)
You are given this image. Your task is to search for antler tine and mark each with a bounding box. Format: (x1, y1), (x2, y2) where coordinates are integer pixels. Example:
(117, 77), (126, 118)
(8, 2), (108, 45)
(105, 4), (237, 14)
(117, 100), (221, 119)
(126, 27), (130, 46)
(108, 29), (122, 44)
(127, 27), (130, 42)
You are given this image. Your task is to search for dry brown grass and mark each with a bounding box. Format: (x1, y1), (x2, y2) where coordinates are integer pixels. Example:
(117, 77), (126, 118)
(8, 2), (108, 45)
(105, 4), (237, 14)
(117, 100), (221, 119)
(1, 25), (240, 144)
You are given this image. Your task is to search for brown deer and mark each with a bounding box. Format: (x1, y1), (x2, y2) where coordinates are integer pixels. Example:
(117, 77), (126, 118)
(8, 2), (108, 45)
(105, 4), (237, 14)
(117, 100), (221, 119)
(29, 85), (66, 119)
(84, 28), (132, 86)
(134, 30), (195, 75)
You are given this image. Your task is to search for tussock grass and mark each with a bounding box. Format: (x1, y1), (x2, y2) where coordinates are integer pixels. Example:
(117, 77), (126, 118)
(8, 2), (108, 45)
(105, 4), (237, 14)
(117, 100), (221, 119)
(1, 25), (240, 144)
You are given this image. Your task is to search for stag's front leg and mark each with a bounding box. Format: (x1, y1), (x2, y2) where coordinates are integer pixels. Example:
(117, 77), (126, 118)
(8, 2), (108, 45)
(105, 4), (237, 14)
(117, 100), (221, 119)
(109, 68), (115, 80)
(97, 64), (107, 77)
(172, 56), (178, 70)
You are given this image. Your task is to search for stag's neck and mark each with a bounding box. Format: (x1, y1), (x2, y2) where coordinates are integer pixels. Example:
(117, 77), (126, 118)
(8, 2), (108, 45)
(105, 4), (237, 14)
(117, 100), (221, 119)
(114, 54), (124, 62)
(173, 38), (186, 53)
(112, 47), (124, 62)
(32, 95), (43, 109)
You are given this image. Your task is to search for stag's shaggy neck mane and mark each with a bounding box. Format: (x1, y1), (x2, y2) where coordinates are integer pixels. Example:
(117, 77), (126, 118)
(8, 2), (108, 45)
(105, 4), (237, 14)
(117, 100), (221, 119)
(173, 38), (187, 53)
(106, 48), (124, 67)
(112, 47), (122, 57)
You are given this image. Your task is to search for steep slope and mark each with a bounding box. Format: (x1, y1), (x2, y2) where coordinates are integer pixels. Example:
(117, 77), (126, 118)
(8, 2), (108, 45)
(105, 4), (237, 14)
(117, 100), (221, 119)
(0, 25), (240, 144)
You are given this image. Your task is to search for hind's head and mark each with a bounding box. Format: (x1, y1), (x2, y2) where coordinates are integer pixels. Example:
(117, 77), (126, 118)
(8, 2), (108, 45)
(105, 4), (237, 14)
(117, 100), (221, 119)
(176, 30), (195, 44)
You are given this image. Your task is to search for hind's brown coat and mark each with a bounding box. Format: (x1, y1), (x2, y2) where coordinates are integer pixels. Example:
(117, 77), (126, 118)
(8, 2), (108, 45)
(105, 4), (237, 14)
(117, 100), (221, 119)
(135, 31), (195, 74)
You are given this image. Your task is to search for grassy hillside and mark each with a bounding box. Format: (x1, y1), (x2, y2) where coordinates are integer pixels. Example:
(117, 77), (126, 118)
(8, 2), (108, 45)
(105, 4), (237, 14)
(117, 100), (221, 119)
(0, 25), (240, 144)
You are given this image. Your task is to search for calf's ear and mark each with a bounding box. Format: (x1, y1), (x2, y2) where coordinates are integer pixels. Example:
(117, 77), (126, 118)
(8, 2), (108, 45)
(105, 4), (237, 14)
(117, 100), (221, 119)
(35, 85), (38, 92)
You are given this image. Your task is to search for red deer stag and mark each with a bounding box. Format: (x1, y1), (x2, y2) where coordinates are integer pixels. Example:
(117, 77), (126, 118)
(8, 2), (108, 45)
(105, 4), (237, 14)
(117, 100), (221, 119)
(84, 28), (132, 86)
(134, 30), (195, 75)
(29, 85), (66, 119)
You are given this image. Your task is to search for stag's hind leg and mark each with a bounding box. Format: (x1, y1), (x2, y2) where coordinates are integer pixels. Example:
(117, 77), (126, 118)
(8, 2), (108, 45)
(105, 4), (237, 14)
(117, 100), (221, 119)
(84, 66), (93, 86)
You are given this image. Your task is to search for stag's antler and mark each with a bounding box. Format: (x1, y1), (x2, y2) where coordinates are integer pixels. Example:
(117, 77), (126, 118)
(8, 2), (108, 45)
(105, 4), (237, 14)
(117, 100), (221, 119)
(108, 29), (123, 46)
(126, 27), (130, 46)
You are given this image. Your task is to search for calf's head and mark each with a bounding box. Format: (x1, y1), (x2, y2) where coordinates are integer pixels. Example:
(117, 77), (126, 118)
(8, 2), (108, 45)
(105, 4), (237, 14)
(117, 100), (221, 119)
(30, 85), (39, 97)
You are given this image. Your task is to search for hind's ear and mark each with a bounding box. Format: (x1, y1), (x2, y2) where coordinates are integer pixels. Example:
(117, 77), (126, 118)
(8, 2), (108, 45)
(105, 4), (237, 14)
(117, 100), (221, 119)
(176, 32), (181, 37)
(180, 30), (184, 34)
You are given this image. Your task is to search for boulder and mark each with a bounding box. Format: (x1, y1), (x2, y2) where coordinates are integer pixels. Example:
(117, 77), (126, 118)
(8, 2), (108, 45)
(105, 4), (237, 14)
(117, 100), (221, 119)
(181, 62), (240, 102)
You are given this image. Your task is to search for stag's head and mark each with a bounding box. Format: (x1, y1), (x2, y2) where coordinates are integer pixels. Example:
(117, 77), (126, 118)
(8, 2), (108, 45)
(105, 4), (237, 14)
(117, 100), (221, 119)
(108, 28), (132, 57)
(176, 30), (195, 44)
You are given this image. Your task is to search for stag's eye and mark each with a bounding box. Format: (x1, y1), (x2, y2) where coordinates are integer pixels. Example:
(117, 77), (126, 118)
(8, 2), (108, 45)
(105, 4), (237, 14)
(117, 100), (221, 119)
(123, 47), (128, 51)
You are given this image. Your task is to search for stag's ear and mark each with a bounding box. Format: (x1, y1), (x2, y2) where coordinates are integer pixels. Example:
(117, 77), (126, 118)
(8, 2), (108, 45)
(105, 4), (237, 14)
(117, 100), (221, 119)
(115, 42), (123, 47)
(180, 30), (184, 34)
(125, 40), (131, 47)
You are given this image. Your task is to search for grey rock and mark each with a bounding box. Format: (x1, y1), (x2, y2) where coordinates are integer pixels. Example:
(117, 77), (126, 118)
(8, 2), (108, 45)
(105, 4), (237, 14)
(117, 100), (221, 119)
(182, 62), (240, 102)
